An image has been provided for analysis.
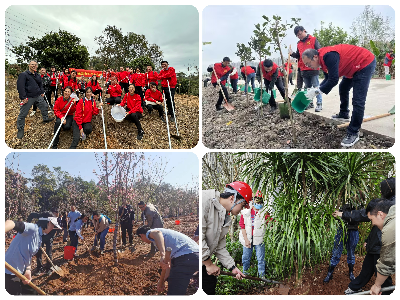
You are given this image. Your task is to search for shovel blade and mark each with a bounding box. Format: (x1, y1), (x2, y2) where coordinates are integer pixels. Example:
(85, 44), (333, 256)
(170, 134), (183, 140)
(223, 102), (235, 111)
(278, 284), (290, 295)
(51, 266), (64, 277)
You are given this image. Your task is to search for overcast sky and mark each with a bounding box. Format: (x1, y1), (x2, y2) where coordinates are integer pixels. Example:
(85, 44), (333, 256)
(202, 5), (395, 72)
(5, 5), (199, 73)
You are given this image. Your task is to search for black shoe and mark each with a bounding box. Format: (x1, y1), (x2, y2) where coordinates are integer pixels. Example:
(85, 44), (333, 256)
(348, 264), (355, 281)
(148, 109), (152, 115)
(341, 132), (359, 147)
(270, 106), (277, 112)
(137, 129), (144, 140)
(52, 144), (58, 149)
(17, 129), (24, 139)
(332, 112), (350, 120)
(216, 106), (223, 111)
(43, 117), (55, 123)
(160, 116), (166, 123)
(323, 265), (336, 283)
(170, 116), (175, 123)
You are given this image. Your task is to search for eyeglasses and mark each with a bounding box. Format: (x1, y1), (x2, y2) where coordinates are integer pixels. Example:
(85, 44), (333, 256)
(304, 58), (314, 68)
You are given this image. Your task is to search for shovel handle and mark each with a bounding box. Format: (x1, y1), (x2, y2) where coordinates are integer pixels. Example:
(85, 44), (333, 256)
(337, 113), (392, 128)
(220, 270), (282, 284)
(349, 286), (395, 295)
(5, 261), (47, 295)
(212, 68), (229, 104)
(40, 247), (57, 269)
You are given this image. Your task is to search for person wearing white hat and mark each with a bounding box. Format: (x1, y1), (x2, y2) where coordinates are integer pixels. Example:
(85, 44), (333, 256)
(5, 211), (61, 295)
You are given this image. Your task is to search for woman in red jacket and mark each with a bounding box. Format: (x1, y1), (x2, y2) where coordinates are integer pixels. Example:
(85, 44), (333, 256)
(131, 67), (145, 102)
(61, 68), (70, 90)
(52, 86), (78, 149)
(87, 74), (103, 99)
(106, 76), (122, 105)
(70, 87), (103, 149)
(66, 70), (79, 96)
(117, 84), (144, 140)
(144, 82), (165, 122)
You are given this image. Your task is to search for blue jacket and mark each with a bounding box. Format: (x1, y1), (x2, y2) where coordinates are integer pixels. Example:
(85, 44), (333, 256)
(17, 70), (44, 100)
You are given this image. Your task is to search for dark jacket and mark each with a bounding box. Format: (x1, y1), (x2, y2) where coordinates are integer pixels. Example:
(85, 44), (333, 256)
(41, 74), (51, 93)
(118, 205), (135, 224)
(340, 204), (361, 230)
(342, 196), (396, 223)
(17, 70), (44, 100)
(365, 225), (382, 254)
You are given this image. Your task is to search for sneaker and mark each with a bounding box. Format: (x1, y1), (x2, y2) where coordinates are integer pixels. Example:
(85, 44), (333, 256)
(341, 132), (359, 147)
(306, 102), (314, 110)
(169, 117), (175, 123)
(332, 112), (350, 120)
(216, 106), (223, 111)
(43, 117), (55, 123)
(227, 98), (233, 103)
(17, 129), (24, 139)
(30, 111), (36, 117)
(270, 106), (277, 112)
(315, 103), (322, 112)
(137, 130), (144, 140)
(344, 287), (362, 295)
(160, 116), (166, 123)
(100, 250), (104, 255)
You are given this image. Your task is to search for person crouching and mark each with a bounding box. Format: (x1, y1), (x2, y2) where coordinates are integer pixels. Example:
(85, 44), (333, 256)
(70, 87), (102, 149)
(117, 84), (145, 140)
(144, 82), (166, 123)
(106, 76), (122, 105)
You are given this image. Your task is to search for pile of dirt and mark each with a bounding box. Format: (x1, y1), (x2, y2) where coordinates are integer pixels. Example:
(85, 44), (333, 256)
(225, 255), (395, 295)
(202, 86), (394, 149)
(5, 76), (199, 149)
(5, 215), (199, 295)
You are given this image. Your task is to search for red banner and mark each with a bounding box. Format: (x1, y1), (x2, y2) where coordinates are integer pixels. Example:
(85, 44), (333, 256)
(70, 68), (103, 78)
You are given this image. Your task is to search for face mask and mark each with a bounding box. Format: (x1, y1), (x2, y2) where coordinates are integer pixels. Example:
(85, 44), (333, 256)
(254, 204), (263, 210)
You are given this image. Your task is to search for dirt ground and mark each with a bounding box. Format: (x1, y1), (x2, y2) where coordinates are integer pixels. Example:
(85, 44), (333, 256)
(222, 255), (395, 295)
(5, 215), (199, 295)
(5, 77), (199, 149)
(202, 86), (394, 149)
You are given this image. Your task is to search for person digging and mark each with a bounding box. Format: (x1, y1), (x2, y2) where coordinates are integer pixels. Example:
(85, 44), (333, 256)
(207, 57), (233, 111)
(138, 201), (164, 256)
(91, 211), (110, 255)
(136, 226), (199, 295)
(202, 181), (252, 295)
(301, 45), (376, 147)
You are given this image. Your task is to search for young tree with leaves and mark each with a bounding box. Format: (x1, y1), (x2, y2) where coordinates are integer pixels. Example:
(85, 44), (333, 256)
(235, 43), (254, 103)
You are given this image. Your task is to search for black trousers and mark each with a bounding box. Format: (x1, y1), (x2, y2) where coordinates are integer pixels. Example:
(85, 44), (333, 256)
(202, 265), (218, 295)
(348, 253), (393, 294)
(212, 83), (229, 108)
(135, 86), (144, 100)
(296, 68), (303, 90)
(70, 121), (92, 149)
(162, 87), (176, 116)
(5, 274), (37, 295)
(120, 82), (129, 93)
(120, 221), (133, 245)
(167, 253), (199, 295)
(146, 104), (164, 117)
(125, 112), (143, 131)
(49, 85), (57, 102)
(106, 96), (121, 105)
(93, 89), (102, 97)
(53, 115), (73, 147)
(263, 77), (285, 108)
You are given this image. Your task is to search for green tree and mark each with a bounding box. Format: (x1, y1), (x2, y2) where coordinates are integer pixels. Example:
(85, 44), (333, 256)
(313, 21), (358, 47)
(11, 30), (90, 70)
(236, 43), (254, 103)
(31, 164), (57, 211)
(131, 56), (155, 71)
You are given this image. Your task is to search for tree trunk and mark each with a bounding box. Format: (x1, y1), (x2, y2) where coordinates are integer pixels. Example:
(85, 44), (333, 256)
(245, 61), (249, 104)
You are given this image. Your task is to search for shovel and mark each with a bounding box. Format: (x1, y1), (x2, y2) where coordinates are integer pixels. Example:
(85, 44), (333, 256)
(5, 262), (46, 295)
(40, 247), (64, 277)
(213, 68), (234, 111)
(167, 80), (183, 141)
(337, 105), (395, 129)
(349, 286), (395, 295)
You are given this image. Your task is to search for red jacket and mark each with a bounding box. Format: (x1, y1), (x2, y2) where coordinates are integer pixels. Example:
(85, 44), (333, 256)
(230, 67), (239, 80)
(211, 63), (230, 85)
(105, 71), (111, 81)
(318, 44), (375, 79)
(74, 98), (99, 130)
(259, 61), (278, 81)
(87, 80), (102, 92)
(107, 84), (122, 97)
(297, 35), (319, 71)
(121, 93), (143, 114)
(48, 72), (58, 86)
(145, 71), (159, 86)
(158, 67), (177, 88)
(62, 74), (69, 88)
(53, 96), (77, 119)
(383, 52), (394, 67)
(118, 71), (130, 83)
(241, 66), (255, 75)
(284, 62), (293, 74)
(66, 78), (79, 91)
(78, 80), (86, 90)
(144, 89), (163, 103)
(131, 73), (145, 87)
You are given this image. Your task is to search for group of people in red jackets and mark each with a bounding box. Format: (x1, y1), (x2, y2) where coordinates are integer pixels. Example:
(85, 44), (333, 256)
(209, 24), (383, 148)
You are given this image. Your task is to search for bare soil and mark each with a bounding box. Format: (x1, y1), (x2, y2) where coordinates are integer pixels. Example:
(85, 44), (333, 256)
(5, 215), (199, 295)
(202, 86), (394, 149)
(5, 77), (199, 149)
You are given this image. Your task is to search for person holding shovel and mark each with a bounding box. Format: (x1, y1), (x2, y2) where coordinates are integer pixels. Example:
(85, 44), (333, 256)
(67, 205), (82, 253)
(138, 201), (164, 256)
(51, 86), (78, 149)
(117, 84), (145, 140)
(136, 225), (199, 295)
(70, 87), (103, 149)
(207, 57), (232, 111)
(144, 82), (166, 122)
(202, 181), (251, 295)
(73, 213), (89, 255)
(5, 212), (61, 295)
(301, 44), (376, 147)
(240, 64), (256, 95)
(256, 59), (286, 113)
(239, 191), (272, 279)
(16, 60), (55, 139)
(158, 61), (177, 122)
(383, 49), (395, 77)
(119, 200), (136, 247)
(91, 211), (110, 255)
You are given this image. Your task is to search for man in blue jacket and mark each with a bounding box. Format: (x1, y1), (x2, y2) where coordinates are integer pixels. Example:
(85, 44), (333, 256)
(16, 60), (54, 139)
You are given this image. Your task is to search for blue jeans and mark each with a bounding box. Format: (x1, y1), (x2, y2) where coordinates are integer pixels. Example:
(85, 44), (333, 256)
(231, 79), (238, 93)
(93, 227), (109, 250)
(245, 73), (255, 94)
(338, 58), (376, 135)
(242, 242), (265, 277)
(303, 75), (322, 104)
(330, 227), (359, 266)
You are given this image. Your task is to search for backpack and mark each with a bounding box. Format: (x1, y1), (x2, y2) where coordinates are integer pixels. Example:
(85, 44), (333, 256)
(101, 214), (112, 224)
